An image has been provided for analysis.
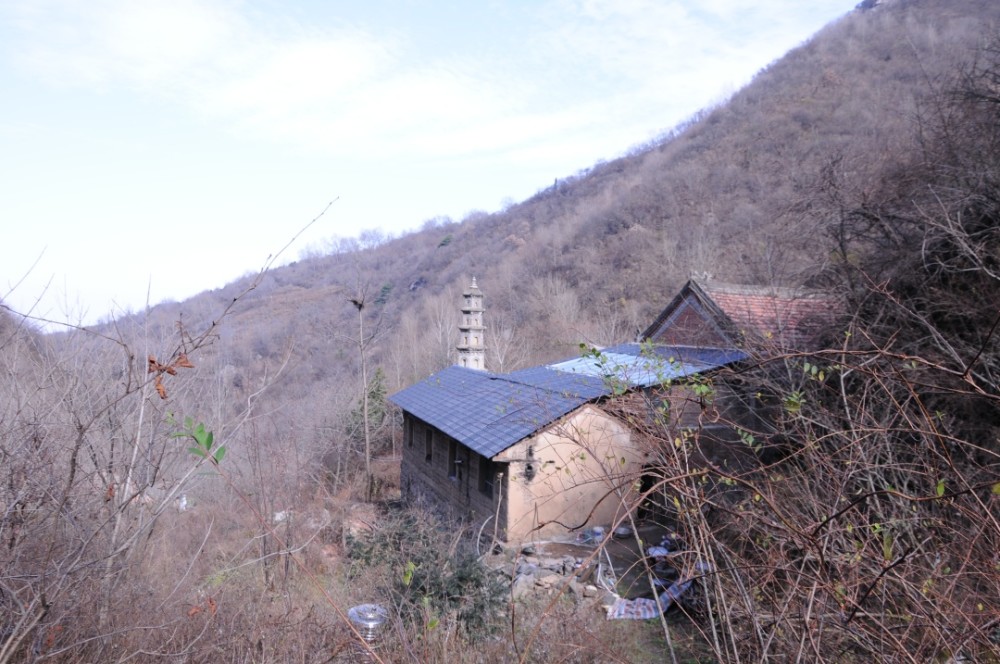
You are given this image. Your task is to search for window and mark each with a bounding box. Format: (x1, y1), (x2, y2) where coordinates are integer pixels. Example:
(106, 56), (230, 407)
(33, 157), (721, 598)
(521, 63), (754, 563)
(446, 439), (466, 482)
(479, 456), (498, 498)
(424, 428), (433, 463)
(405, 417), (413, 448)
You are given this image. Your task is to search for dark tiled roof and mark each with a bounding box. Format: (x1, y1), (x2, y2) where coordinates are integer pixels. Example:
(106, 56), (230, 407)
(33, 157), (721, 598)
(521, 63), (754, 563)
(390, 344), (747, 458)
(504, 366), (607, 398)
(390, 365), (591, 458)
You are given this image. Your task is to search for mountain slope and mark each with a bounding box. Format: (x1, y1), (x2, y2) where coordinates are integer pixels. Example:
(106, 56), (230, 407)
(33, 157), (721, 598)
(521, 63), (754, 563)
(69, 0), (1000, 447)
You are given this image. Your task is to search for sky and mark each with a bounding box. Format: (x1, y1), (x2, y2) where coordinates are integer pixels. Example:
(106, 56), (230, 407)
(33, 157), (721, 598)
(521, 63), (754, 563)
(0, 0), (859, 327)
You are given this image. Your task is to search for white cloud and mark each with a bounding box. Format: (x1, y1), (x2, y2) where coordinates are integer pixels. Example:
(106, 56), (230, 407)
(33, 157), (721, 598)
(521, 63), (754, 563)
(0, 0), (860, 324)
(6, 0), (239, 89)
(201, 34), (395, 120)
(1, 0), (855, 166)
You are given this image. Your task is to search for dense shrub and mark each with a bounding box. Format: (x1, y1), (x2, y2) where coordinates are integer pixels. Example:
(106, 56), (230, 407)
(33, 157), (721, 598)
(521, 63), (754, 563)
(347, 507), (507, 639)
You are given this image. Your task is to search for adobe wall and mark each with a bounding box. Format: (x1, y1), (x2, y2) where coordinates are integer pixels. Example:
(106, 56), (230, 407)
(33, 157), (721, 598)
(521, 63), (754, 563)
(493, 406), (646, 543)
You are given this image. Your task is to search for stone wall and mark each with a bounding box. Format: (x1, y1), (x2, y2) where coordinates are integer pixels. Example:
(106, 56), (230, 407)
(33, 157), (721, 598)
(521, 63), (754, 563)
(400, 414), (506, 535)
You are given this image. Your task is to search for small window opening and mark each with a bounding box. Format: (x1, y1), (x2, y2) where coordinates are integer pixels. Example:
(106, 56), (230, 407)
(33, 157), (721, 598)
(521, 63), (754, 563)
(479, 456), (498, 497)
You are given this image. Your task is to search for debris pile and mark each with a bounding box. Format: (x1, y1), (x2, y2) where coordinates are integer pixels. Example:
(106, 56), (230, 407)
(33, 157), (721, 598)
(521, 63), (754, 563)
(491, 528), (707, 621)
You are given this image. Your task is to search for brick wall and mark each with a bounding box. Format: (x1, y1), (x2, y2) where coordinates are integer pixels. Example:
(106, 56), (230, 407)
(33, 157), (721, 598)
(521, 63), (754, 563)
(400, 414), (507, 535)
(649, 299), (730, 347)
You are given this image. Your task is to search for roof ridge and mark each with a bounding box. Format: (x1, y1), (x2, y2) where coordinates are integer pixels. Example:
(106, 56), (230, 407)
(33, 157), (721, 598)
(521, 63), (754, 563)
(695, 279), (829, 300)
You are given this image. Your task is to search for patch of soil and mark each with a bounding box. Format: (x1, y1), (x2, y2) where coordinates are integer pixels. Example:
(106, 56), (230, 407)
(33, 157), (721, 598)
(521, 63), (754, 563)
(527, 522), (676, 599)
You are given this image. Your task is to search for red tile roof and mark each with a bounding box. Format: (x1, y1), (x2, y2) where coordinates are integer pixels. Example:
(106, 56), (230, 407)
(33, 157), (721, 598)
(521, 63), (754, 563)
(698, 281), (836, 349)
(642, 279), (837, 351)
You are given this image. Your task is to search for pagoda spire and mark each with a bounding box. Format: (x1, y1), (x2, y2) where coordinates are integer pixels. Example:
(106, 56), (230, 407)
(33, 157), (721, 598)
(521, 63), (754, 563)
(457, 277), (486, 370)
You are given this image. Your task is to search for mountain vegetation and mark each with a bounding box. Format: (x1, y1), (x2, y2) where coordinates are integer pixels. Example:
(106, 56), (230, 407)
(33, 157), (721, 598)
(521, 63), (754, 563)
(2, 0), (1000, 660)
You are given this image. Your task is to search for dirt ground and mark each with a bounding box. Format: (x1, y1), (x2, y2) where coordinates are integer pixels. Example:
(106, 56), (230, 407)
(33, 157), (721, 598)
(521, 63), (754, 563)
(526, 520), (680, 600)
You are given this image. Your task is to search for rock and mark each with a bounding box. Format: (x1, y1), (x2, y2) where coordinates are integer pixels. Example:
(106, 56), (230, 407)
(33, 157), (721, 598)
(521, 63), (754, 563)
(342, 503), (378, 545)
(583, 584), (600, 598)
(535, 573), (562, 589)
(515, 561), (538, 576)
(575, 563), (596, 584)
(538, 557), (563, 572)
(512, 574), (535, 599)
(304, 508), (332, 530)
(613, 525), (633, 539)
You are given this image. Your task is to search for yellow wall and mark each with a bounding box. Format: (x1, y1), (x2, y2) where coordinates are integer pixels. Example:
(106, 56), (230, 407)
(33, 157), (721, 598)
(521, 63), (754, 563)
(494, 405), (646, 542)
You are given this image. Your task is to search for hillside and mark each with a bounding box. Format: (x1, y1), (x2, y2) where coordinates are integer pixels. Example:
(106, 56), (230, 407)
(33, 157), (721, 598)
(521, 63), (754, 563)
(88, 0), (1000, 392)
(6, 0), (999, 659)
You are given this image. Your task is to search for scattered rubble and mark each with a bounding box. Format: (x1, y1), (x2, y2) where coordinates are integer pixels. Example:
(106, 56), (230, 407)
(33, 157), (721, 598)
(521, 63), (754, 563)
(487, 525), (704, 620)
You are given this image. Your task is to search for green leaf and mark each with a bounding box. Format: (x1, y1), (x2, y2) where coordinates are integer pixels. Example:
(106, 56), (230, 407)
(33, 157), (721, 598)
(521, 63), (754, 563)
(783, 390), (804, 414)
(402, 561), (416, 587)
(882, 532), (894, 561)
(191, 424), (213, 449)
(188, 446), (207, 458)
(213, 446), (226, 464)
(992, 483), (1000, 495)
(936, 479), (946, 497)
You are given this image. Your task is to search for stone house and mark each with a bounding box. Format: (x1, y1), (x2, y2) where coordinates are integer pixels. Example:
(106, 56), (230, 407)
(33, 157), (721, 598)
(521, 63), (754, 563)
(389, 278), (832, 544)
(390, 345), (744, 543)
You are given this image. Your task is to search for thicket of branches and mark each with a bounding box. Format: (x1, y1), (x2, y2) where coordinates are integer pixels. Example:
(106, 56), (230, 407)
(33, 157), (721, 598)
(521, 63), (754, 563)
(0, 273), (373, 661)
(628, 40), (1000, 662)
